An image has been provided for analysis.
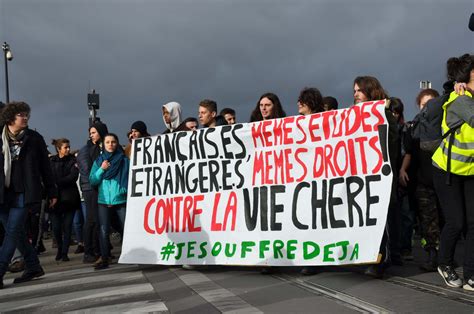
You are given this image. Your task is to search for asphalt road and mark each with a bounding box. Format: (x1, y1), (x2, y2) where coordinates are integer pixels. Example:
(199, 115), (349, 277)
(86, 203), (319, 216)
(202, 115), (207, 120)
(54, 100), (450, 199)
(1, 239), (473, 313)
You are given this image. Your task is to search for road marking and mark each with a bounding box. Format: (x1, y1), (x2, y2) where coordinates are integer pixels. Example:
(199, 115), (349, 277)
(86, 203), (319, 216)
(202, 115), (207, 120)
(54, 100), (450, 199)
(387, 276), (474, 306)
(0, 283), (155, 312)
(0, 272), (144, 298)
(65, 300), (168, 313)
(171, 268), (263, 314)
(274, 274), (392, 314)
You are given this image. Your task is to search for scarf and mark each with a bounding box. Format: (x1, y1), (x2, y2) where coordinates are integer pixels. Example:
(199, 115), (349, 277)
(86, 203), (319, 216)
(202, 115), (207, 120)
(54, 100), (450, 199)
(94, 149), (128, 190)
(2, 126), (26, 188)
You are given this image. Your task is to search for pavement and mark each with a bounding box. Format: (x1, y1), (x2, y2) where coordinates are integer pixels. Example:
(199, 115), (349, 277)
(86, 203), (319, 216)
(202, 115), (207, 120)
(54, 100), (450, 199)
(1, 238), (474, 313)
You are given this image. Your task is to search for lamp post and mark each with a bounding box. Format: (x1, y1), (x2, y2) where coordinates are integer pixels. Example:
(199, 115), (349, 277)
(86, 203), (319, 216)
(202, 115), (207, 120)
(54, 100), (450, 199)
(2, 42), (13, 104)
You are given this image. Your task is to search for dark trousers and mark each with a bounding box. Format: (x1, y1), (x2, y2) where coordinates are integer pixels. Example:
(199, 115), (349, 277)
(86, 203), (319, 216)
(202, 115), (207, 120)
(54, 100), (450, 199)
(50, 209), (75, 256)
(83, 190), (100, 257)
(433, 166), (474, 280)
(98, 204), (126, 260)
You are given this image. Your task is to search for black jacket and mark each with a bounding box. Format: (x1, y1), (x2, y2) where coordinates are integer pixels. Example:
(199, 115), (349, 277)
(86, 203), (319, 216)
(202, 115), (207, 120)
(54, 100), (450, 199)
(77, 140), (101, 192)
(50, 154), (80, 207)
(0, 128), (57, 205)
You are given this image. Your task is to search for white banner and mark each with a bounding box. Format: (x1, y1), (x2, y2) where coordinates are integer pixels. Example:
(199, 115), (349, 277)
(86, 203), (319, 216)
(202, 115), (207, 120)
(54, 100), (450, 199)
(119, 100), (393, 266)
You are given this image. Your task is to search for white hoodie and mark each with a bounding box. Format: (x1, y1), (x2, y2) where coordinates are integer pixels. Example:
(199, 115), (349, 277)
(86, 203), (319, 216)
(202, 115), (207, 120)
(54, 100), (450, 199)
(162, 101), (182, 132)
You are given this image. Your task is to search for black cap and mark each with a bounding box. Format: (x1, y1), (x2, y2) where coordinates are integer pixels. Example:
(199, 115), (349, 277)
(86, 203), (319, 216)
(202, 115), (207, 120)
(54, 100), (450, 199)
(131, 120), (149, 136)
(90, 121), (109, 140)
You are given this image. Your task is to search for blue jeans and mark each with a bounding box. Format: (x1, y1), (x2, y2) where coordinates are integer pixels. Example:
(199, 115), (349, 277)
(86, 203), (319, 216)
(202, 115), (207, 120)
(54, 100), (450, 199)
(98, 204), (126, 260)
(50, 209), (75, 256)
(0, 194), (41, 277)
(73, 201), (86, 243)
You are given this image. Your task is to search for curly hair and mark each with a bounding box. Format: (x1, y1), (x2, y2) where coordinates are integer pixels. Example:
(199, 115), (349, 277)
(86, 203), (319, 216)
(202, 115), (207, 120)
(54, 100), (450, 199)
(1, 101), (31, 125)
(298, 87), (323, 114)
(250, 92), (286, 122)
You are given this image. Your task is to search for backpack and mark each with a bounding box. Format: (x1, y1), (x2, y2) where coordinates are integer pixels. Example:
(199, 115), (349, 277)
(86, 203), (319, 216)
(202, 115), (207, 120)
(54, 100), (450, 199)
(413, 93), (450, 153)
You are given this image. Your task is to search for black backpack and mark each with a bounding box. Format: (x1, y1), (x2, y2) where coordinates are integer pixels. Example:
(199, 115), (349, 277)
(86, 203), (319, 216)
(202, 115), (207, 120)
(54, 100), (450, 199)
(414, 93), (450, 153)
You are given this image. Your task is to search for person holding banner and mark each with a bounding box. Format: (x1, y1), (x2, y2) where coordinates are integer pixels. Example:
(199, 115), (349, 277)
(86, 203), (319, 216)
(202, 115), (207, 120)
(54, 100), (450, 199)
(249, 92), (287, 274)
(353, 76), (401, 278)
(295, 87), (325, 276)
(250, 92), (286, 122)
(432, 54), (474, 291)
(162, 102), (182, 133)
(89, 134), (129, 270)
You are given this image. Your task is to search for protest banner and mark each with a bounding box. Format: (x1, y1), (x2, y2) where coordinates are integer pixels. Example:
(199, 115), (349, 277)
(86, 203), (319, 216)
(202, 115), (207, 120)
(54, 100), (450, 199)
(119, 100), (393, 266)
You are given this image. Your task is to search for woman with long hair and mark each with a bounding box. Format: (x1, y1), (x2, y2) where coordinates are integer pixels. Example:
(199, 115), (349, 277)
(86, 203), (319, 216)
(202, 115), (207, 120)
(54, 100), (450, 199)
(89, 133), (129, 270)
(250, 92), (286, 122)
(50, 138), (81, 262)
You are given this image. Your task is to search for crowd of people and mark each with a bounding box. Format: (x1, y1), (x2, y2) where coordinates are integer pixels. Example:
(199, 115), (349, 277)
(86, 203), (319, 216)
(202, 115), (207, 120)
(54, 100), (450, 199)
(0, 53), (472, 292)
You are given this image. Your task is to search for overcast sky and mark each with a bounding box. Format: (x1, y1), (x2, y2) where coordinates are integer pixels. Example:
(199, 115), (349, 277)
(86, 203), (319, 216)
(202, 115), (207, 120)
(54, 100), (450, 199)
(0, 0), (473, 149)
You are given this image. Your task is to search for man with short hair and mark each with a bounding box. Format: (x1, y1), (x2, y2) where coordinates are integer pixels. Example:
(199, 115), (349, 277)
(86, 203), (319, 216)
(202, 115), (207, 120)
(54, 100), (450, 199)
(198, 99), (218, 128)
(0, 102), (58, 289)
(220, 108), (236, 125)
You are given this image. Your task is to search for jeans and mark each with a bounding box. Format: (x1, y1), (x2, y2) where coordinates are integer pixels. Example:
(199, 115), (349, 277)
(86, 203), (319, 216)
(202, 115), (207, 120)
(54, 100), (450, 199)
(0, 194), (41, 277)
(433, 166), (474, 279)
(83, 190), (100, 257)
(50, 209), (75, 256)
(98, 204), (126, 260)
(73, 201), (86, 243)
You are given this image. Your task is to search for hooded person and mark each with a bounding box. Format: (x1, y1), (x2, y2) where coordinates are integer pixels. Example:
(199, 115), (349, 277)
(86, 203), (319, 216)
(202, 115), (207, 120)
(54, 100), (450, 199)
(76, 121), (109, 263)
(162, 102), (182, 133)
(124, 120), (150, 158)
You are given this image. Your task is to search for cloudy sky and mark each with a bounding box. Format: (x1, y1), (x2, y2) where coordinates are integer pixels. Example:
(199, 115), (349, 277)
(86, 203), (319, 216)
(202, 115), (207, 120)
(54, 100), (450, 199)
(0, 0), (473, 149)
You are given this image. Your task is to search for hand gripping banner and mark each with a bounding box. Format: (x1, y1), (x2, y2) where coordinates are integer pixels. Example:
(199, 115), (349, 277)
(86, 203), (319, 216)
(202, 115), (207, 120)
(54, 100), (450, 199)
(119, 100), (393, 266)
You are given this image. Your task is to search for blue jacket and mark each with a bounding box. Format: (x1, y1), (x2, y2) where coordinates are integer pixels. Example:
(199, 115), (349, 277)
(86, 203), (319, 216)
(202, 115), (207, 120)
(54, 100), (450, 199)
(89, 155), (129, 206)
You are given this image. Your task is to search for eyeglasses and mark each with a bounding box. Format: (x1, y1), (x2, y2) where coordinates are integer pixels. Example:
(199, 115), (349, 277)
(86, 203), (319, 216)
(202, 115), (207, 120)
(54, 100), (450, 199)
(16, 113), (30, 119)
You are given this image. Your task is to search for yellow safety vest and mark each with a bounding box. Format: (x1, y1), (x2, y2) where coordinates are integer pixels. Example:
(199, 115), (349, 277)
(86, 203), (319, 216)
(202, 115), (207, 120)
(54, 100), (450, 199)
(432, 91), (474, 176)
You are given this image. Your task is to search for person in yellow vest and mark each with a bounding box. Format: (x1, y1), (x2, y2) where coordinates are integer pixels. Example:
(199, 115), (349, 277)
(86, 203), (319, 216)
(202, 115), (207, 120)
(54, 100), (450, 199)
(432, 54), (474, 291)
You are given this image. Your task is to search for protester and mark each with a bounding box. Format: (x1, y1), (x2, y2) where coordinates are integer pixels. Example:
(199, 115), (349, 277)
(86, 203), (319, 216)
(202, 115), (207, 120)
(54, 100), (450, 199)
(399, 88), (441, 270)
(297, 87), (324, 276)
(432, 54), (474, 290)
(198, 99), (218, 128)
(297, 87), (324, 115)
(124, 121), (150, 158)
(49, 138), (81, 262)
(0, 101), (57, 289)
(249, 92), (286, 275)
(220, 108), (236, 125)
(77, 122), (108, 263)
(250, 92), (286, 122)
(322, 96), (339, 111)
(174, 117), (198, 132)
(162, 102), (182, 133)
(89, 133), (129, 270)
(352, 76), (401, 278)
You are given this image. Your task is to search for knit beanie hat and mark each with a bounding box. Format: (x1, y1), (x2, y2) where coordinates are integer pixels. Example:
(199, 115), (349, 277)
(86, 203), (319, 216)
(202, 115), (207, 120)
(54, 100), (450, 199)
(131, 120), (149, 136)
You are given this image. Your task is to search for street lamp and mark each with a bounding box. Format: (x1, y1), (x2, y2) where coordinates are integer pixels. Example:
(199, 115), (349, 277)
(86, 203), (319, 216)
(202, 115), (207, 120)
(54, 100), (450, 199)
(2, 42), (13, 104)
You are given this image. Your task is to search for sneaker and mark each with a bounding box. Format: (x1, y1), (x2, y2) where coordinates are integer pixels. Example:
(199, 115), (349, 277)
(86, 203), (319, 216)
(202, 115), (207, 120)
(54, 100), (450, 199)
(13, 267), (45, 284)
(437, 265), (463, 288)
(365, 264), (385, 279)
(74, 244), (84, 254)
(94, 258), (109, 270)
(463, 278), (474, 291)
(8, 260), (25, 273)
(301, 266), (319, 276)
(62, 255), (70, 262)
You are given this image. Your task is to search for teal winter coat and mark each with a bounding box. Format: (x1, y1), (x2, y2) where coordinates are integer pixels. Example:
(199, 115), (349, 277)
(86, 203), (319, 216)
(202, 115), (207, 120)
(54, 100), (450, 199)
(89, 156), (129, 205)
